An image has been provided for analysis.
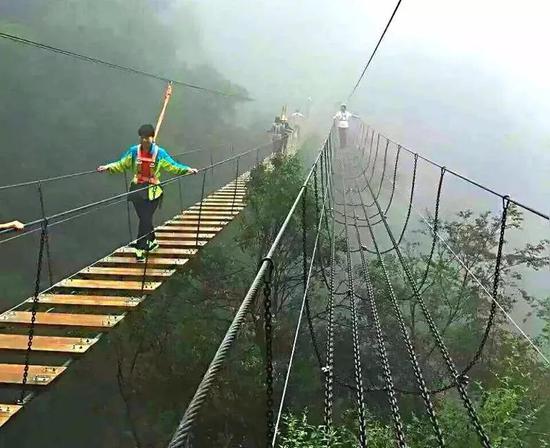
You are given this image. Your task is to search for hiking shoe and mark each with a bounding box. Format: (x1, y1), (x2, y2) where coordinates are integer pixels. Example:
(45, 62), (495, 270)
(136, 249), (146, 262)
(147, 239), (160, 252)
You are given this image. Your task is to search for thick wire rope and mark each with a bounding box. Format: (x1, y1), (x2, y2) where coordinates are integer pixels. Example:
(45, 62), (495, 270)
(348, 0), (404, 99)
(271, 169), (330, 448)
(0, 31), (252, 100)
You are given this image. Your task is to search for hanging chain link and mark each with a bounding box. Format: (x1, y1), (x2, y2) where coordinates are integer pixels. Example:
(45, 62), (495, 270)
(37, 182), (54, 285)
(363, 152), (417, 249)
(302, 188), (323, 367)
(323, 211), (336, 430)
(368, 133), (381, 182)
(364, 173), (492, 448)
(358, 182), (445, 447)
(365, 138), (389, 207)
(19, 220), (48, 403)
(262, 258), (275, 446)
(341, 174), (367, 447)
(465, 195), (510, 370)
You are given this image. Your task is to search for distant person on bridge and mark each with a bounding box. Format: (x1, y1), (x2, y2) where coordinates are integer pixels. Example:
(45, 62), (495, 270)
(290, 109), (305, 140)
(97, 124), (198, 262)
(333, 103), (356, 148)
(280, 115), (294, 153)
(0, 220), (24, 231)
(268, 116), (285, 154)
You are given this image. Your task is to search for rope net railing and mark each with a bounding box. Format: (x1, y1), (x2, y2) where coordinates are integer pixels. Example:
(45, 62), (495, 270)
(164, 119), (548, 447)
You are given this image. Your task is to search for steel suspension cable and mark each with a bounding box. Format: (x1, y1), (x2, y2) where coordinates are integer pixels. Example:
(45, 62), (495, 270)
(0, 31), (252, 100)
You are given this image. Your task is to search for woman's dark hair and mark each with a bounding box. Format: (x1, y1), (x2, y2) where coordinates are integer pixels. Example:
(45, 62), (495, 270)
(138, 124), (155, 138)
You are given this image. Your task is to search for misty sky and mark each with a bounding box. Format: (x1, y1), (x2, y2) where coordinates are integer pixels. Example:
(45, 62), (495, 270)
(2, 0), (548, 214)
(187, 0), (549, 214)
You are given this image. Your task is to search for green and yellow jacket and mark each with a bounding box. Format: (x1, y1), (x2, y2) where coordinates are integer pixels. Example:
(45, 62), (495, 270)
(105, 144), (191, 200)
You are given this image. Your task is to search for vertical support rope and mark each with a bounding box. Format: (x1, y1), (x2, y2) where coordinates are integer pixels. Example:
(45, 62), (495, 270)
(19, 220), (47, 403)
(37, 182), (53, 285)
(231, 157), (240, 214)
(210, 150), (215, 180)
(123, 172), (133, 241)
(154, 82), (173, 140)
(195, 170), (207, 248)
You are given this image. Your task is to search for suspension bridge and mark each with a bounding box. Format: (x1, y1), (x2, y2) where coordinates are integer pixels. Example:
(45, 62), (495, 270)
(1, 7), (549, 447)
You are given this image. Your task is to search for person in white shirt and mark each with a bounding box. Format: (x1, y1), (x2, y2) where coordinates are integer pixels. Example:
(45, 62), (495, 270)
(333, 103), (353, 148)
(290, 109), (305, 140)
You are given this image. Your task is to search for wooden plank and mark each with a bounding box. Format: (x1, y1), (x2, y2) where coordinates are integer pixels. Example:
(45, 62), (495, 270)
(81, 267), (175, 278)
(115, 247), (198, 257)
(156, 227), (223, 235)
(161, 220), (227, 227)
(0, 404), (22, 428)
(0, 311), (124, 328)
(166, 219), (230, 226)
(199, 200), (244, 206)
(57, 279), (161, 292)
(100, 256), (190, 267)
(28, 294), (143, 307)
(158, 240), (208, 248)
(0, 334), (98, 353)
(202, 196), (244, 202)
(156, 232), (216, 240)
(180, 210), (240, 217)
(189, 205), (244, 212)
(0, 364), (66, 385)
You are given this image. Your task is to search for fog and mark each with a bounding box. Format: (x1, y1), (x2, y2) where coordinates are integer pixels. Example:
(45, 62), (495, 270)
(191, 0), (550, 212)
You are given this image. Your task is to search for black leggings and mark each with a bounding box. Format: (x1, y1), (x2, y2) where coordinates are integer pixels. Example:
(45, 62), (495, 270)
(132, 196), (160, 250)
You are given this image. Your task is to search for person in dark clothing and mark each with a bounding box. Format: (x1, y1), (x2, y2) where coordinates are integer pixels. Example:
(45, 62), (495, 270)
(268, 116), (285, 154)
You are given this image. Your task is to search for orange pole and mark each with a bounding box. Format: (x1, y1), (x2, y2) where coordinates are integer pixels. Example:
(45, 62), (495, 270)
(154, 82), (173, 141)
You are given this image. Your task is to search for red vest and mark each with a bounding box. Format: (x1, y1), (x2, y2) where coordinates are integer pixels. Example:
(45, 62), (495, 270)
(136, 145), (159, 184)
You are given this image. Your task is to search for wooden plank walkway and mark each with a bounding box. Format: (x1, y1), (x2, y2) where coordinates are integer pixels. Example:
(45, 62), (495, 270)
(0, 175), (249, 427)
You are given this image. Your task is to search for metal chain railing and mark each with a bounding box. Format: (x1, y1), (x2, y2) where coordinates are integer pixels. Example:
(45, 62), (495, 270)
(363, 175), (492, 448)
(18, 220), (48, 404)
(262, 258), (275, 446)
